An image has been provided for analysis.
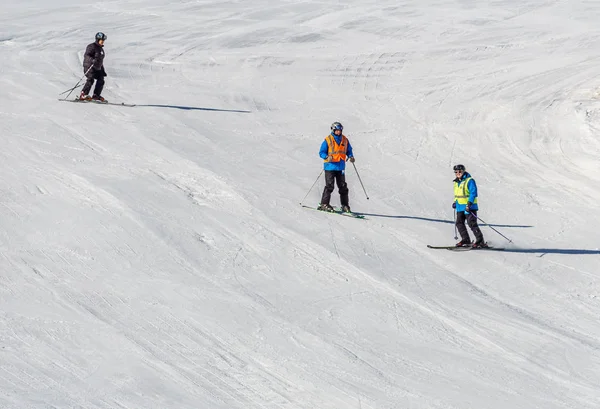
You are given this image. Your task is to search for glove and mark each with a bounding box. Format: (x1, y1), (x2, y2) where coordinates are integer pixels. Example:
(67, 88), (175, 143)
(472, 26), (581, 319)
(349, 157), (355, 163)
(466, 202), (472, 212)
(452, 202), (456, 209)
(327, 155), (333, 162)
(101, 67), (107, 77)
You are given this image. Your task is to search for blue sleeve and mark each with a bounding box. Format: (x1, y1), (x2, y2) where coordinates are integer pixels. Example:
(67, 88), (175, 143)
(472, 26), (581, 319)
(468, 179), (478, 203)
(319, 140), (329, 159)
(346, 140), (354, 158)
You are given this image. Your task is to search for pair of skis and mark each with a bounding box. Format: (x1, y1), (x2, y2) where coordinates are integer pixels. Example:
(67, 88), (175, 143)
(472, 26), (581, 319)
(427, 245), (505, 251)
(58, 98), (136, 107)
(300, 204), (365, 219)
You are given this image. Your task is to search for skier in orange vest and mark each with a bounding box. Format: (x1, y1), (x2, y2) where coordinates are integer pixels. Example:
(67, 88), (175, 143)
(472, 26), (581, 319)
(318, 122), (355, 213)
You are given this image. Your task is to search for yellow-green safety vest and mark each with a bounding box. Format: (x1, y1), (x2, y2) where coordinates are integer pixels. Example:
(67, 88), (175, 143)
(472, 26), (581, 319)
(454, 177), (478, 205)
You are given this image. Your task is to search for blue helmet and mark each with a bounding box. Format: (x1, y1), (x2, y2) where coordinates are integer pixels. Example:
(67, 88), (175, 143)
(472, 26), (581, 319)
(95, 32), (107, 41)
(331, 122), (343, 132)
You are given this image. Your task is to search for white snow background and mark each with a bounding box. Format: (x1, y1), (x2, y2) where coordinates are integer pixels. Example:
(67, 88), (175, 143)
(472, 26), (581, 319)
(1, 1), (600, 408)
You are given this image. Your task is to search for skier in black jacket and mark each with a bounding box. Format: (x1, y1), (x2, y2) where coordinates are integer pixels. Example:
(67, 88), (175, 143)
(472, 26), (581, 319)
(79, 32), (107, 102)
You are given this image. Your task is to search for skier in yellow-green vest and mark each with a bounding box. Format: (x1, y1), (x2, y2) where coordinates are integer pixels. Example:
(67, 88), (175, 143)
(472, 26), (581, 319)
(318, 122), (355, 213)
(452, 164), (487, 248)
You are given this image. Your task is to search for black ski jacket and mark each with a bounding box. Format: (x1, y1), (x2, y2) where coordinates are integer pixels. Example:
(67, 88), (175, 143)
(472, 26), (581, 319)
(83, 41), (105, 74)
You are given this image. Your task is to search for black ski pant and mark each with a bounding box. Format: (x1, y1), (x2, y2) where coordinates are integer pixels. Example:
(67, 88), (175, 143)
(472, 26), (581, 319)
(82, 69), (105, 96)
(456, 210), (484, 243)
(320, 170), (349, 206)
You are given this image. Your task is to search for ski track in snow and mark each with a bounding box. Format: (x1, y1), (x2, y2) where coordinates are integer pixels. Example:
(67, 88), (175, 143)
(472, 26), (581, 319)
(1, 0), (600, 408)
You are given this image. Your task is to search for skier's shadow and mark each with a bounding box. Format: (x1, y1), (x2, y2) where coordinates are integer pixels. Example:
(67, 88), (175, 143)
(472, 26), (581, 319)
(138, 104), (251, 113)
(356, 213), (532, 228)
(500, 248), (600, 255)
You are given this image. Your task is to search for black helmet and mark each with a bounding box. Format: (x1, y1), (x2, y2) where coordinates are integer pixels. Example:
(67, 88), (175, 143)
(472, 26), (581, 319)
(331, 122), (343, 132)
(453, 164), (466, 171)
(95, 32), (107, 41)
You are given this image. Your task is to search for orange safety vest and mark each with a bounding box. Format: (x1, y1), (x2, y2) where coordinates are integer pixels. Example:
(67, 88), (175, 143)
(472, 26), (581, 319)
(324, 134), (349, 162)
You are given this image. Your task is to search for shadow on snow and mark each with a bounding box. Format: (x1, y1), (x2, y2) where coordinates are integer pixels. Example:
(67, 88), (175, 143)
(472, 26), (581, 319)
(138, 104), (251, 113)
(501, 248), (600, 255)
(356, 212), (533, 228)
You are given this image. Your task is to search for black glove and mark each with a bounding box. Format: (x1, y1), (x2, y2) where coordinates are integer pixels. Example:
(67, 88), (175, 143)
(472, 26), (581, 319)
(466, 202), (472, 212)
(101, 67), (107, 77)
(452, 202), (456, 209)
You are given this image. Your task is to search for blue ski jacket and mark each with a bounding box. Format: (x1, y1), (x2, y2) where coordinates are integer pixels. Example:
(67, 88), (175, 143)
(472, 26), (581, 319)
(319, 132), (354, 171)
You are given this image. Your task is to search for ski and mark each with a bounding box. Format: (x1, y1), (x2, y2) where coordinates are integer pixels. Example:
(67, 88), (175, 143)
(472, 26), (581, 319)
(427, 245), (464, 249)
(59, 98), (136, 107)
(427, 244), (505, 251)
(301, 204), (366, 219)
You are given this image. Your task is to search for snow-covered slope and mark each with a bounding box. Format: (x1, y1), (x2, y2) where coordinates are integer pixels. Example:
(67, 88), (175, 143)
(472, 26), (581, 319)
(1, 1), (600, 408)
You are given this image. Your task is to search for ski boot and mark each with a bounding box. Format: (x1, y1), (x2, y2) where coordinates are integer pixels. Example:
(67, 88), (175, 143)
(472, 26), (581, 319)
(317, 203), (334, 212)
(79, 92), (92, 101)
(472, 241), (489, 249)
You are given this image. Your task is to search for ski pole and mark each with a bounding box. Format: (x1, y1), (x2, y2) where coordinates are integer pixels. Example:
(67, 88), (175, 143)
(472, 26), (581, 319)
(352, 162), (369, 200)
(299, 169), (324, 206)
(473, 213), (513, 243)
(453, 209), (458, 240)
(59, 66), (93, 100)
